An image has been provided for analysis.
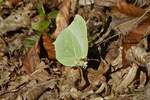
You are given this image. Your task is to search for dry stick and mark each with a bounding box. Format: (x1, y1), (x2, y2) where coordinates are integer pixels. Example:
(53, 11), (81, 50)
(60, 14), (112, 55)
(89, 28), (112, 47)
(133, 6), (150, 25)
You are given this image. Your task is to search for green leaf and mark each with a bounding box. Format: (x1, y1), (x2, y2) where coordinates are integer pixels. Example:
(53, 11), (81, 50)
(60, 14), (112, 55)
(32, 19), (49, 32)
(25, 34), (40, 48)
(37, 0), (45, 16)
(48, 10), (58, 19)
(54, 15), (88, 67)
(0, 0), (3, 6)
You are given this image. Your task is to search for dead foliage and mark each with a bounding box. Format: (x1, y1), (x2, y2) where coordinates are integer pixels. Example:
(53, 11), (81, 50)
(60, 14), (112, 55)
(1, 0), (150, 99)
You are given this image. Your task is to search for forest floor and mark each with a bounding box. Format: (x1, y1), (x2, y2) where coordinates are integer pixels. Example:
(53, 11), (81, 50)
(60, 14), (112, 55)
(0, 0), (150, 100)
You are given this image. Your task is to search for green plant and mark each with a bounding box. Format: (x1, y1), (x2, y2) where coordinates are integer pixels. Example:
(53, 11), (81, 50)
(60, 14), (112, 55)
(0, 0), (3, 5)
(25, 1), (58, 48)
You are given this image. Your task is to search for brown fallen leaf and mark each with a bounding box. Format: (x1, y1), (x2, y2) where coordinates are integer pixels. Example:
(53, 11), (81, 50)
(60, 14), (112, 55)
(116, 63), (138, 93)
(42, 33), (56, 60)
(59, 67), (86, 99)
(117, 0), (145, 17)
(22, 79), (58, 100)
(105, 40), (121, 66)
(5, 0), (22, 7)
(52, 0), (71, 38)
(126, 46), (147, 65)
(22, 41), (40, 74)
(30, 62), (50, 82)
(0, 70), (10, 86)
(86, 60), (110, 95)
(95, 0), (116, 7)
(63, 67), (82, 87)
(139, 71), (147, 88)
(70, 87), (83, 99)
(122, 16), (150, 65)
(95, 82), (108, 94)
(0, 3), (34, 34)
(0, 37), (7, 57)
(43, 0), (62, 9)
(79, 0), (94, 6)
(87, 68), (106, 89)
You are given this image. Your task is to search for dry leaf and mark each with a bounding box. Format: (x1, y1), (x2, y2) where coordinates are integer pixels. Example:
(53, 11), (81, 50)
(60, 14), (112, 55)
(30, 62), (50, 82)
(95, 0), (116, 7)
(116, 63), (138, 93)
(63, 67), (81, 86)
(95, 82), (109, 96)
(105, 41), (121, 66)
(8, 75), (29, 90)
(42, 33), (56, 60)
(139, 71), (147, 88)
(79, 0), (94, 6)
(5, 0), (22, 7)
(126, 46), (147, 65)
(122, 16), (150, 65)
(87, 68), (106, 90)
(0, 70), (10, 86)
(52, 0), (71, 38)
(70, 87), (82, 99)
(22, 41), (40, 74)
(23, 80), (58, 100)
(59, 67), (83, 99)
(0, 3), (33, 34)
(43, 0), (62, 9)
(0, 37), (7, 57)
(117, 0), (145, 17)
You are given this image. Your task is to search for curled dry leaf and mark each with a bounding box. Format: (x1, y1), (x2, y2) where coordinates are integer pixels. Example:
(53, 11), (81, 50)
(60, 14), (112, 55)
(95, 82), (107, 94)
(0, 37), (7, 57)
(116, 63), (138, 93)
(59, 67), (84, 99)
(30, 62), (50, 82)
(42, 33), (56, 60)
(86, 59), (110, 94)
(70, 0), (77, 16)
(105, 41), (121, 66)
(52, 0), (71, 38)
(87, 68), (106, 91)
(114, 17), (139, 36)
(79, 0), (94, 6)
(90, 96), (104, 100)
(0, 3), (34, 34)
(63, 67), (82, 87)
(139, 71), (147, 88)
(8, 33), (24, 54)
(126, 46), (147, 65)
(42, 0), (62, 9)
(8, 75), (29, 90)
(117, 0), (145, 17)
(0, 70), (10, 86)
(22, 41), (40, 74)
(23, 86), (47, 100)
(5, 0), (22, 7)
(122, 16), (150, 64)
(70, 87), (82, 99)
(23, 80), (58, 100)
(95, 0), (117, 7)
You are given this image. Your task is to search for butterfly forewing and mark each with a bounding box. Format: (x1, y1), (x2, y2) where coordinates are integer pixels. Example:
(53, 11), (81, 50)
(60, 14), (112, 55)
(54, 15), (88, 67)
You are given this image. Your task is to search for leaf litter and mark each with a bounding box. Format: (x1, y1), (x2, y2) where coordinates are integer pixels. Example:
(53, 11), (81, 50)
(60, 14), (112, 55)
(1, 0), (150, 99)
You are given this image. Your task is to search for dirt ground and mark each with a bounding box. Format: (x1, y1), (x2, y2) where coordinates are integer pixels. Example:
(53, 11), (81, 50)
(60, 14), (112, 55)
(0, 0), (150, 100)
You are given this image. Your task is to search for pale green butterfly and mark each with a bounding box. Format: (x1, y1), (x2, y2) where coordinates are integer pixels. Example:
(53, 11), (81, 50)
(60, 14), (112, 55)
(54, 15), (88, 68)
